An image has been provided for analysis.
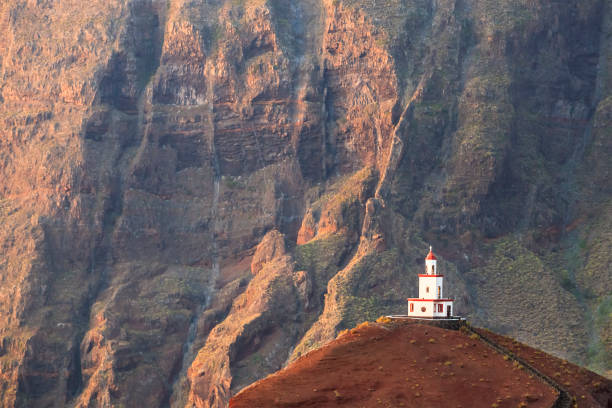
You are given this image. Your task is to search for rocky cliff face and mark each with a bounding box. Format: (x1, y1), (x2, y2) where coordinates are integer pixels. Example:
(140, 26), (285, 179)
(0, 0), (610, 406)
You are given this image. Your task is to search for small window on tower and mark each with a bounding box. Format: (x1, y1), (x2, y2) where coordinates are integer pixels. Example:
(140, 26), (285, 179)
(426, 287), (429, 293)
(410, 303), (414, 312)
(421, 306), (426, 312)
(437, 286), (441, 297)
(432, 265), (435, 274)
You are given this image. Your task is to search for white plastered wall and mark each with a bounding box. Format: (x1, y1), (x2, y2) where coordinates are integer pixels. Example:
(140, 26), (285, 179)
(407, 300), (453, 317)
(418, 276), (444, 299)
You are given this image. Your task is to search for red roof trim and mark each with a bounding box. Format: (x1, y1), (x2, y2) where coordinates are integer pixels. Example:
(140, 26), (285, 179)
(407, 298), (454, 302)
(418, 274), (444, 278)
(426, 249), (437, 260)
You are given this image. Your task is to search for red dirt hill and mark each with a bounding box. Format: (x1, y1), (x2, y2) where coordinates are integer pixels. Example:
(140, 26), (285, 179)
(473, 328), (612, 408)
(230, 322), (611, 408)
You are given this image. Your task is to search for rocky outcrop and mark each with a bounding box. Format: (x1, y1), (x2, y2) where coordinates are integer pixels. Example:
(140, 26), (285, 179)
(185, 230), (305, 408)
(250, 230), (287, 275)
(0, 0), (610, 406)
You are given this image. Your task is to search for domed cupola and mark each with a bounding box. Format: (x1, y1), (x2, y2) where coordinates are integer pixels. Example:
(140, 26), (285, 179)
(425, 246), (437, 275)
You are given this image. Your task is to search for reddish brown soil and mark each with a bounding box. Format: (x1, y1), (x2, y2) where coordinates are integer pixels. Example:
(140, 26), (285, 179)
(230, 323), (558, 408)
(474, 328), (612, 408)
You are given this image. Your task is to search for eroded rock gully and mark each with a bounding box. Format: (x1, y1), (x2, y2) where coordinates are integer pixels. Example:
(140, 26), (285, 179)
(0, 0), (610, 406)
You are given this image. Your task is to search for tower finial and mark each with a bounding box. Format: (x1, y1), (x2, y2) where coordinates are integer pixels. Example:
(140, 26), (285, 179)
(426, 247), (437, 260)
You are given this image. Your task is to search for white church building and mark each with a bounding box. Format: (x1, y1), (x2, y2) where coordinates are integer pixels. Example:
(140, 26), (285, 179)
(407, 247), (454, 318)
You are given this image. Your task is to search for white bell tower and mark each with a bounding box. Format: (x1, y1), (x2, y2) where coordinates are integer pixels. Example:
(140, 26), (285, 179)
(407, 247), (454, 318)
(425, 246), (437, 275)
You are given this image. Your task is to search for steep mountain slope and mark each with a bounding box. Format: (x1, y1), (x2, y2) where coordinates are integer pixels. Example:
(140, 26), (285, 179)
(0, 0), (610, 407)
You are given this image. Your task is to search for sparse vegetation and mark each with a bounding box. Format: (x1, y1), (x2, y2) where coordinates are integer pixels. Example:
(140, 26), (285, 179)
(376, 316), (392, 324)
(222, 176), (244, 189)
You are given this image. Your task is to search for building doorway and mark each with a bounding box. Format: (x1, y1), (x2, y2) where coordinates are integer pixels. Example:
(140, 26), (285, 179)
(447, 305), (451, 317)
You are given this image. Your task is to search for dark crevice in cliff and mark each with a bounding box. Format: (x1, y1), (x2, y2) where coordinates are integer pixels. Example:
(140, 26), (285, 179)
(105, 9), (164, 238)
(65, 340), (83, 400)
(557, 2), (605, 231)
(72, 1), (169, 405)
(321, 66), (335, 177)
(280, 0), (327, 181)
(99, 1), (163, 113)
